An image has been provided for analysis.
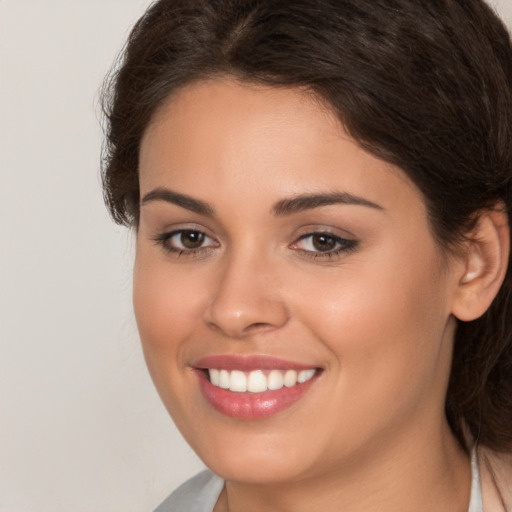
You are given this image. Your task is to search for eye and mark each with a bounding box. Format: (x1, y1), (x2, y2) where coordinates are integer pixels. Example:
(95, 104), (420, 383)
(290, 231), (357, 259)
(154, 229), (218, 255)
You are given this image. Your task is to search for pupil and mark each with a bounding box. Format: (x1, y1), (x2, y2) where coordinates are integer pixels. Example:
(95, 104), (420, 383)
(181, 230), (205, 249)
(313, 234), (336, 251)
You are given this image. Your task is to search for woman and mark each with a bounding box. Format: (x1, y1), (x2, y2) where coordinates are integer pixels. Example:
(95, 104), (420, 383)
(101, 0), (512, 510)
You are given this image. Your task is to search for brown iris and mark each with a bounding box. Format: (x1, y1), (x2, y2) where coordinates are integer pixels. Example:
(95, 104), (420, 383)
(180, 230), (205, 249)
(311, 234), (337, 252)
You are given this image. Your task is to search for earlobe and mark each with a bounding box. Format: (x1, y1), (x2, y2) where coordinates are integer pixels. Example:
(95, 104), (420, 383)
(451, 207), (510, 322)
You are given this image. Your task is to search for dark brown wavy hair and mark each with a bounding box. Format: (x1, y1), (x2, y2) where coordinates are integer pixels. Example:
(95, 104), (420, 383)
(101, 0), (512, 452)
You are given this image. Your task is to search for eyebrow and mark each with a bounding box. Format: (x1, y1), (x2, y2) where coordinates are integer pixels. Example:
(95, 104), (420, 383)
(272, 192), (384, 216)
(141, 187), (214, 216)
(140, 187), (383, 217)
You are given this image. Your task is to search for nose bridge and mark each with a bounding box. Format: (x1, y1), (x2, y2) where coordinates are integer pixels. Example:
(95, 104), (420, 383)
(203, 242), (288, 338)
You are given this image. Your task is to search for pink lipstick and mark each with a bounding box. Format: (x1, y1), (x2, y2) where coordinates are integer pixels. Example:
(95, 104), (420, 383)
(193, 356), (321, 419)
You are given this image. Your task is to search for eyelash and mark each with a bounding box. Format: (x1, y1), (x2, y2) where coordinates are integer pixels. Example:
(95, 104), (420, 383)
(152, 229), (218, 257)
(291, 232), (358, 260)
(153, 229), (358, 260)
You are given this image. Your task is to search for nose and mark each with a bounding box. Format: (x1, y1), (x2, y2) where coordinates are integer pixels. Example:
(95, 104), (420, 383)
(202, 251), (289, 339)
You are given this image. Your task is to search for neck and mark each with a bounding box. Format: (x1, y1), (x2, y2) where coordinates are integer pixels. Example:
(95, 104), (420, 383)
(214, 422), (471, 512)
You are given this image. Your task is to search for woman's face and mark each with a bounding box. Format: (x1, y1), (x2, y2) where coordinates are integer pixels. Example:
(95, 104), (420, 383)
(135, 80), (462, 483)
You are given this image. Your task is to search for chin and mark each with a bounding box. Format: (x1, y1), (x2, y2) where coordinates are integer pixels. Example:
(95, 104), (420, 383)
(182, 416), (330, 484)
(204, 450), (310, 484)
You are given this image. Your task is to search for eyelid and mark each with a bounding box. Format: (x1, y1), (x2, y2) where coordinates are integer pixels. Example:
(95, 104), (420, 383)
(151, 222), (216, 242)
(152, 225), (220, 256)
(151, 224), (358, 260)
(289, 228), (359, 259)
(293, 221), (355, 237)
(290, 232), (355, 250)
(169, 230), (217, 248)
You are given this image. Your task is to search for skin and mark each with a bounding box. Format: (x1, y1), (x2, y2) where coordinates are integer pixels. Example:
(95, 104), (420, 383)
(135, 79), (475, 512)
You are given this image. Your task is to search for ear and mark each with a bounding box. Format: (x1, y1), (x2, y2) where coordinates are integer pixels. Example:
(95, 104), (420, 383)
(451, 206), (510, 322)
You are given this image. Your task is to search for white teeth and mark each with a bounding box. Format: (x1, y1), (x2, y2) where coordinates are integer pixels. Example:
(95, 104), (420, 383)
(209, 369), (220, 386)
(219, 369), (230, 389)
(229, 370), (247, 392)
(283, 370), (298, 387)
(267, 370), (284, 390)
(298, 369), (316, 383)
(247, 370), (267, 393)
(207, 368), (317, 393)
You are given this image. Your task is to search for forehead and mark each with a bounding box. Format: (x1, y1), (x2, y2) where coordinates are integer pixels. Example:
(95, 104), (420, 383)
(141, 79), (342, 169)
(147, 78), (338, 130)
(139, 79), (421, 214)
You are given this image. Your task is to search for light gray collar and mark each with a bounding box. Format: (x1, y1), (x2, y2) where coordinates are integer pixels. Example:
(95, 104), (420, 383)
(468, 447), (483, 512)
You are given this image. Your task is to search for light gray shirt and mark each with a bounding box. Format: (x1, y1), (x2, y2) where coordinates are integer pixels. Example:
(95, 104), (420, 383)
(154, 449), (483, 512)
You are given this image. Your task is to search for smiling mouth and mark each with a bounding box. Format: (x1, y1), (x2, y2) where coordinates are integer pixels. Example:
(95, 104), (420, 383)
(192, 355), (322, 419)
(194, 364), (321, 419)
(206, 368), (318, 393)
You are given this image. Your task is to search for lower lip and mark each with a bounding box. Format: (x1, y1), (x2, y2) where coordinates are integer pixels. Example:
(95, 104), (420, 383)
(196, 370), (319, 420)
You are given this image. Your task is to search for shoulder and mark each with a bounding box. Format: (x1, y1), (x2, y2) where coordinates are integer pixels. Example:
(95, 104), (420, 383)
(478, 446), (512, 512)
(153, 470), (224, 512)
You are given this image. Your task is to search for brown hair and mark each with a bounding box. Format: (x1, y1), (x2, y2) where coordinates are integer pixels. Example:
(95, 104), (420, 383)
(101, 0), (512, 452)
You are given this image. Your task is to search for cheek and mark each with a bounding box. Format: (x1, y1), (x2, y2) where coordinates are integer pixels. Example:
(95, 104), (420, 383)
(132, 247), (214, 434)
(132, 246), (206, 371)
(293, 241), (452, 415)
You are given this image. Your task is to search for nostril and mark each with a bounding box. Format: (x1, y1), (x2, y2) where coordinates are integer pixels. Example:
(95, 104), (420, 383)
(249, 322), (270, 329)
(243, 322), (276, 334)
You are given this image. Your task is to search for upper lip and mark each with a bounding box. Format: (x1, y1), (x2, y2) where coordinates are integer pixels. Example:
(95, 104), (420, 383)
(192, 355), (319, 372)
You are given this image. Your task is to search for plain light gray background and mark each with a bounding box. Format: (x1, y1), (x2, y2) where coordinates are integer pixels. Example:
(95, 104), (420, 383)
(1, 1), (511, 511)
